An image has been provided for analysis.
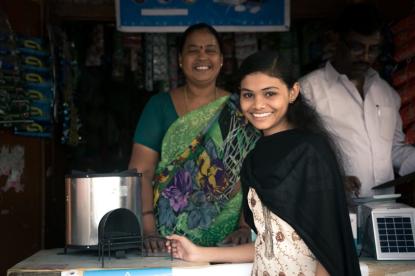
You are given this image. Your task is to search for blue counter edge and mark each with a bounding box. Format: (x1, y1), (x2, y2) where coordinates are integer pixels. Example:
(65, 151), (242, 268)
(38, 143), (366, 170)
(84, 267), (172, 276)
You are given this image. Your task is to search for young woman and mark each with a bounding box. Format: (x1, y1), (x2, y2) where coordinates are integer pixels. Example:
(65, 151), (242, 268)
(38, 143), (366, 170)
(166, 50), (361, 276)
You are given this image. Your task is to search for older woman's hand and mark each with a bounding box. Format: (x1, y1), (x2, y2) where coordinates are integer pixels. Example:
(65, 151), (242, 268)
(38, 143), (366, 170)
(143, 232), (167, 254)
(221, 226), (252, 245)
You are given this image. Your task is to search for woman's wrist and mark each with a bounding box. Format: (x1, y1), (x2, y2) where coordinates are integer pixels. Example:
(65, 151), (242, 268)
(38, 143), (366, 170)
(144, 231), (159, 237)
(142, 210), (154, 216)
(142, 215), (157, 237)
(196, 246), (214, 263)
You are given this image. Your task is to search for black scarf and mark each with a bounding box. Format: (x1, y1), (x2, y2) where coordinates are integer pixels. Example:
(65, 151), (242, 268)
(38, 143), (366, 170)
(241, 129), (361, 276)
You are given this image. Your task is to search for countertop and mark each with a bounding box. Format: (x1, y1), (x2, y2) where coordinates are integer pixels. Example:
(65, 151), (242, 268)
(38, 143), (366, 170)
(7, 248), (415, 276)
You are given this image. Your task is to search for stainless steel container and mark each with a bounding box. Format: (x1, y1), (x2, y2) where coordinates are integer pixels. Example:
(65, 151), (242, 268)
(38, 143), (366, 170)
(65, 171), (142, 247)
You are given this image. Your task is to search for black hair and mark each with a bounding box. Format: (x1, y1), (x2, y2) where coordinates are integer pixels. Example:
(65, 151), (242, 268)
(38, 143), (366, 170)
(237, 50), (323, 135)
(178, 23), (223, 54)
(335, 3), (383, 36)
(238, 50), (346, 178)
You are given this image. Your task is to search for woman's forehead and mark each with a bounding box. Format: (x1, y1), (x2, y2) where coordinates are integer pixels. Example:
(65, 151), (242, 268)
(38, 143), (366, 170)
(185, 29), (218, 45)
(241, 73), (285, 87)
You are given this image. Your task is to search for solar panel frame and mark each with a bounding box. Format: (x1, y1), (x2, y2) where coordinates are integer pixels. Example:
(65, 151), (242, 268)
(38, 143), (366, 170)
(371, 208), (415, 260)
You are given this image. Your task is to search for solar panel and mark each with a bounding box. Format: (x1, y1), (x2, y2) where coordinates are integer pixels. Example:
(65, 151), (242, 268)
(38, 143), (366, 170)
(369, 206), (415, 260)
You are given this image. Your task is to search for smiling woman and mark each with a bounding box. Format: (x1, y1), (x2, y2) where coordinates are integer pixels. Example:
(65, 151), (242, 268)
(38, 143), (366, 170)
(239, 73), (299, 136)
(164, 50), (362, 276)
(128, 23), (259, 252)
(177, 25), (224, 109)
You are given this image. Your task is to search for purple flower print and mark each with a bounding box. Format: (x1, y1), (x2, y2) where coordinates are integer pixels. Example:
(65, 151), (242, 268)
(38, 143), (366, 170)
(162, 169), (193, 212)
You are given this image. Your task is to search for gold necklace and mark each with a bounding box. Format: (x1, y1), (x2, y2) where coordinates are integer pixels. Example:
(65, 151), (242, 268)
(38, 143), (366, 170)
(184, 85), (217, 113)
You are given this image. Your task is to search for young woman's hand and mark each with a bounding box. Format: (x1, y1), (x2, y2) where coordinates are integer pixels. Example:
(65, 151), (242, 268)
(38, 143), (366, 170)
(165, 234), (202, 262)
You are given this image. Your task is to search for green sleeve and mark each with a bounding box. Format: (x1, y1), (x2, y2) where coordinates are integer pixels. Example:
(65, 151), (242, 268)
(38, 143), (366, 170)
(133, 93), (178, 153)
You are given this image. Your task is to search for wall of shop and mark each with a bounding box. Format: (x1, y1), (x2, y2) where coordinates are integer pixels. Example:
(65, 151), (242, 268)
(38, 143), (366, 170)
(1, 1), (415, 275)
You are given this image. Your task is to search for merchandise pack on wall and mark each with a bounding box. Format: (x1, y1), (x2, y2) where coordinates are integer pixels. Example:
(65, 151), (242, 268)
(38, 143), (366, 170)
(0, 12), (54, 138)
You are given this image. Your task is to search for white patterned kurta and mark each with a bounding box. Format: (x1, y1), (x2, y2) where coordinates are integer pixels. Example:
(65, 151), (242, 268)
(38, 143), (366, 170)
(248, 188), (317, 276)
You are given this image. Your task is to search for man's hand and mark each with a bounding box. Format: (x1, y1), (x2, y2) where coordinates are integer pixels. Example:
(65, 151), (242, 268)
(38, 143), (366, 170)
(344, 175), (361, 197)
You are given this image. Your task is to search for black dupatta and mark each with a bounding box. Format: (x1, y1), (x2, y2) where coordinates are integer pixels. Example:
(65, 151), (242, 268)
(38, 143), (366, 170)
(241, 129), (361, 276)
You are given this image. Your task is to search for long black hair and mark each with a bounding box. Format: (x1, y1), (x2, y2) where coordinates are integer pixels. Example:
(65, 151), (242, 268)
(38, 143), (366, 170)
(238, 50), (345, 175)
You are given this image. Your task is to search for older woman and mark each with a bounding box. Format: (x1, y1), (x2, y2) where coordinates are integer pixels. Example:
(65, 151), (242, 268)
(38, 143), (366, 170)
(128, 23), (258, 252)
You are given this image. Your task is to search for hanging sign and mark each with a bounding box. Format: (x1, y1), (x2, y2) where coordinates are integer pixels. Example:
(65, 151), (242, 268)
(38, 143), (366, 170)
(115, 0), (290, 32)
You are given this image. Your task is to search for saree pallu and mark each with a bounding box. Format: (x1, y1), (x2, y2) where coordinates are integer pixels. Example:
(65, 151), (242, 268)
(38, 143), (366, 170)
(153, 94), (259, 246)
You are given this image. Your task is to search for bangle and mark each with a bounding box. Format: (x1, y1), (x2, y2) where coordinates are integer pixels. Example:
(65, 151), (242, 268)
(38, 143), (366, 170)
(142, 210), (154, 216)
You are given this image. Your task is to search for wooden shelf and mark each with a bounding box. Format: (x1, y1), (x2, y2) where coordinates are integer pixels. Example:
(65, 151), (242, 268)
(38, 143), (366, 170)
(292, 0), (349, 19)
(48, 3), (115, 22)
(46, 1), (413, 25)
(292, 0), (414, 21)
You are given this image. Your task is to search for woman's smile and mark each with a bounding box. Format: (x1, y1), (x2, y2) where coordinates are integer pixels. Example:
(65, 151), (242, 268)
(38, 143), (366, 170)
(193, 64), (212, 72)
(251, 112), (273, 118)
(193, 64), (212, 71)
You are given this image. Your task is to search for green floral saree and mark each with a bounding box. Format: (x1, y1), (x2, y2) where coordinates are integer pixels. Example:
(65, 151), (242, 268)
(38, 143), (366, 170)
(153, 94), (259, 246)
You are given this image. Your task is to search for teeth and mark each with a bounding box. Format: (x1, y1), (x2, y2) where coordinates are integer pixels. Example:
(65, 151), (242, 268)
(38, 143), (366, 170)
(195, 65), (210, 70)
(252, 112), (271, 118)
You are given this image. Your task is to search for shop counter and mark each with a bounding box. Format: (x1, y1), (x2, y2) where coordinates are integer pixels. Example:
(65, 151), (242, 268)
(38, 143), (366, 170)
(7, 248), (415, 276)
(6, 248), (248, 276)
